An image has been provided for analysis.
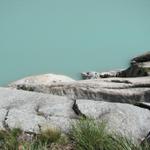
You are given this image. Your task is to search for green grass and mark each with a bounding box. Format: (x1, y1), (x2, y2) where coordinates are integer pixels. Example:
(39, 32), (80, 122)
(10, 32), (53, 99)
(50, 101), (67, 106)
(69, 118), (150, 150)
(0, 128), (22, 150)
(0, 119), (149, 150)
(0, 127), (66, 150)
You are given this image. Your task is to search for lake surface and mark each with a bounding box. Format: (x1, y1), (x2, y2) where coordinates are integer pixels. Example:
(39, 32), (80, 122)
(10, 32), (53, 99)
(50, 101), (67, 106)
(0, 0), (150, 85)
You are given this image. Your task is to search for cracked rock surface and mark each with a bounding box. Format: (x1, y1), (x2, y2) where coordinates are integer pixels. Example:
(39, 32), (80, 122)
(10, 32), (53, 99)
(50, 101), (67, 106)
(0, 87), (150, 143)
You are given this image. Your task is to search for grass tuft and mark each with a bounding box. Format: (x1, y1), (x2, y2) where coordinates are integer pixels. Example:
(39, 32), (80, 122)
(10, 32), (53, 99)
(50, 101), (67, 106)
(69, 118), (150, 150)
(0, 127), (63, 150)
(0, 128), (22, 150)
(37, 127), (61, 145)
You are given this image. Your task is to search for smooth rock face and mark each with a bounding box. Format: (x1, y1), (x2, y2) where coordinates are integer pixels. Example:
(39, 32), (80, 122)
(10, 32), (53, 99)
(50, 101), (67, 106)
(9, 74), (75, 90)
(75, 100), (150, 142)
(9, 76), (150, 103)
(0, 87), (77, 133)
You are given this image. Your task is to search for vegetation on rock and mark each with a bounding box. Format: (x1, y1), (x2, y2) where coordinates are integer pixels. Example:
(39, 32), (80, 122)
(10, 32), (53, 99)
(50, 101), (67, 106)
(0, 118), (149, 150)
(70, 118), (150, 150)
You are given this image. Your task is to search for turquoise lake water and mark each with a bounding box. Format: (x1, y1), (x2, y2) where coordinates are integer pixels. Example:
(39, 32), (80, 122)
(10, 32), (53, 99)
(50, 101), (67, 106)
(0, 0), (150, 85)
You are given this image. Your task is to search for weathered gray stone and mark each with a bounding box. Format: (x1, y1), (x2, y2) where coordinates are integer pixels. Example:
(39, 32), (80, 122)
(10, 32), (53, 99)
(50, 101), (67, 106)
(0, 87), (150, 143)
(0, 87), (76, 133)
(75, 99), (150, 142)
(9, 76), (150, 103)
(9, 73), (75, 90)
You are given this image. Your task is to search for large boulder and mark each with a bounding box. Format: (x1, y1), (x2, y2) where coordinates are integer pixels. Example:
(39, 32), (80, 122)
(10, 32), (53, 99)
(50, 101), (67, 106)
(9, 73), (75, 90)
(0, 87), (77, 133)
(75, 99), (150, 142)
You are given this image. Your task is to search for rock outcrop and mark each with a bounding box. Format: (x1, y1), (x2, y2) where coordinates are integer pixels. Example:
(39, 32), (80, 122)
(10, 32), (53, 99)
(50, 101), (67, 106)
(81, 51), (150, 79)
(131, 51), (150, 63)
(117, 61), (148, 77)
(0, 87), (150, 143)
(9, 76), (150, 103)
(4, 51), (150, 144)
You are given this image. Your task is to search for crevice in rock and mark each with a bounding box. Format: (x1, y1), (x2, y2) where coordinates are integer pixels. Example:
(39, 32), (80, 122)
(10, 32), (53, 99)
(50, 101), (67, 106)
(132, 84), (150, 88)
(35, 105), (47, 119)
(134, 103), (150, 111)
(109, 79), (132, 84)
(2, 108), (10, 131)
(141, 131), (150, 146)
(72, 99), (86, 118)
(17, 85), (35, 92)
(102, 85), (150, 90)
